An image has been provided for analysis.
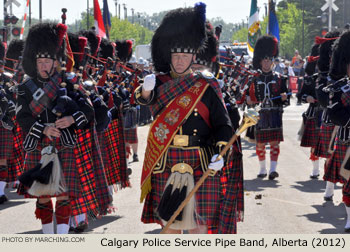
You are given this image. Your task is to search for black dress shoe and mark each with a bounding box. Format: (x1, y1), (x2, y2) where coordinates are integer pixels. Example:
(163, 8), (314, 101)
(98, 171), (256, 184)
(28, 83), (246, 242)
(74, 221), (88, 233)
(268, 171), (279, 180)
(324, 195), (333, 201)
(310, 174), (319, 179)
(0, 195), (8, 204)
(345, 227), (350, 233)
(257, 173), (267, 178)
(133, 154), (139, 162)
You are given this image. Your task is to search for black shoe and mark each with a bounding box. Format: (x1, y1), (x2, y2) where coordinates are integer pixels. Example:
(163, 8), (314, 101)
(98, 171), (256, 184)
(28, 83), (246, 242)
(268, 171), (279, 180)
(133, 154), (139, 162)
(257, 173), (267, 178)
(74, 221), (88, 233)
(323, 195), (333, 201)
(310, 174), (319, 179)
(0, 195), (8, 204)
(345, 227), (350, 233)
(127, 168), (132, 175)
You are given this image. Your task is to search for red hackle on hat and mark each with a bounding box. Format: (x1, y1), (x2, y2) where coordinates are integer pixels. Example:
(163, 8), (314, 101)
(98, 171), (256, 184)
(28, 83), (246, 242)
(272, 37), (278, 57)
(78, 37), (88, 62)
(56, 23), (68, 49)
(126, 40), (133, 56)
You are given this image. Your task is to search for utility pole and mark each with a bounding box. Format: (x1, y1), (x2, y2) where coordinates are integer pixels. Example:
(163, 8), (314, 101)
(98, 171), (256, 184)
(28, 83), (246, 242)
(3, 0), (8, 42)
(131, 8), (134, 24)
(114, 0), (118, 18)
(39, 0), (42, 22)
(328, 0), (332, 31)
(302, 0), (305, 57)
(123, 4), (127, 20)
(118, 4), (121, 20)
(29, 0), (31, 26)
(87, 0), (90, 29)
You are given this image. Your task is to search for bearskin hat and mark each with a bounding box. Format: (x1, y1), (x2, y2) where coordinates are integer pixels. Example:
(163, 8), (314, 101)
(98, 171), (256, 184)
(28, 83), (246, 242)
(5, 39), (24, 70)
(67, 32), (88, 70)
(22, 22), (67, 78)
(304, 43), (319, 76)
(115, 40), (133, 62)
(193, 21), (219, 69)
(329, 30), (350, 80)
(151, 2), (206, 73)
(100, 38), (115, 60)
(317, 30), (340, 73)
(252, 35), (279, 70)
(79, 30), (101, 57)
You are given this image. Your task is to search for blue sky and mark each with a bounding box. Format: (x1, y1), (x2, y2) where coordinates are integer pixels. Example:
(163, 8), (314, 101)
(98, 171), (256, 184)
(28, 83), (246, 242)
(3, 0), (274, 25)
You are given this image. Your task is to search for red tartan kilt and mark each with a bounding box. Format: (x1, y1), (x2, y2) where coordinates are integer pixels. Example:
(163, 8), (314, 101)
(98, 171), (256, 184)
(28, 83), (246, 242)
(255, 128), (283, 143)
(141, 147), (223, 229)
(323, 138), (347, 184)
(300, 118), (319, 148)
(124, 127), (138, 144)
(314, 124), (334, 158)
(0, 123), (24, 182)
(18, 137), (80, 198)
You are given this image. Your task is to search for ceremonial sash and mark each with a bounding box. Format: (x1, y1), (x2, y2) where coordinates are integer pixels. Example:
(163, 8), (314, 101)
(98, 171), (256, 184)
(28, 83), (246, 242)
(140, 79), (209, 202)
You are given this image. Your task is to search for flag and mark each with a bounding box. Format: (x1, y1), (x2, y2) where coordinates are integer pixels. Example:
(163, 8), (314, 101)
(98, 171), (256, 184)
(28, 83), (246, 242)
(268, 0), (280, 41)
(94, 0), (106, 38)
(103, 0), (111, 39)
(247, 0), (261, 57)
(65, 34), (75, 72)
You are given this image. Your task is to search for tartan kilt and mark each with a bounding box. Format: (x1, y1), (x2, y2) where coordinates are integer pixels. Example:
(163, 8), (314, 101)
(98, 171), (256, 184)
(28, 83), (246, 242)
(18, 136), (80, 198)
(7, 121), (24, 182)
(0, 125), (13, 180)
(70, 127), (100, 217)
(300, 118), (320, 148)
(124, 127), (138, 144)
(323, 138), (347, 184)
(141, 146), (223, 231)
(314, 124), (334, 158)
(255, 128), (283, 143)
(216, 138), (243, 234)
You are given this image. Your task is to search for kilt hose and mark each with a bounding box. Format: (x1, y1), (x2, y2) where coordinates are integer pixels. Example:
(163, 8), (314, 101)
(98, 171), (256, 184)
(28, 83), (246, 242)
(0, 121), (24, 182)
(124, 127), (138, 144)
(314, 124), (334, 159)
(216, 138), (243, 234)
(324, 138), (347, 185)
(18, 136), (79, 198)
(300, 118), (320, 148)
(255, 128), (283, 144)
(98, 118), (130, 188)
(141, 146), (228, 232)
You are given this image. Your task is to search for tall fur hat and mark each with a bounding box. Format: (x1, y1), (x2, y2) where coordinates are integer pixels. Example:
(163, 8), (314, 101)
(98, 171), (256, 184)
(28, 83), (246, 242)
(329, 30), (350, 80)
(151, 2), (207, 73)
(79, 30), (101, 57)
(115, 40), (133, 62)
(304, 43), (319, 76)
(193, 21), (219, 69)
(252, 35), (279, 70)
(22, 22), (67, 78)
(5, 39), (24, 70)
(317, 30), (340, 73)
(68, 32), (88, 70)
(100, 38), (115, 60)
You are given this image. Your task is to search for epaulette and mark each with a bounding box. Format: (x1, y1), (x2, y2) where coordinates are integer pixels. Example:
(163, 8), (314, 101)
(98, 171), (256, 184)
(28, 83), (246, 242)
(198, 70), (215, 79)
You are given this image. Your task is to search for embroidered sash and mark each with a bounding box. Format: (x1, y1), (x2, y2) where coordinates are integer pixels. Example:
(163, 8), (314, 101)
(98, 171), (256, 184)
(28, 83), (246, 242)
(140, 80), (209, 202)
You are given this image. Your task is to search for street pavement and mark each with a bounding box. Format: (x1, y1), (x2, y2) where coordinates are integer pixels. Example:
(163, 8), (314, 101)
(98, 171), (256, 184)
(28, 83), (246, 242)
(0, 96), (347, 234)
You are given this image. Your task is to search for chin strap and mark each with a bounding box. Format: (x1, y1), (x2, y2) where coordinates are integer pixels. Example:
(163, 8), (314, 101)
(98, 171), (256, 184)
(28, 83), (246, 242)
(170, 55), (194, 75)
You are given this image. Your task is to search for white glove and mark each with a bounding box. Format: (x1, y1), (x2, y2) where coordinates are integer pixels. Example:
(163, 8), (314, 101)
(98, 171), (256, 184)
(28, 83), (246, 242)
(208, 154), (224, 171)
(142, 74), (156, 91)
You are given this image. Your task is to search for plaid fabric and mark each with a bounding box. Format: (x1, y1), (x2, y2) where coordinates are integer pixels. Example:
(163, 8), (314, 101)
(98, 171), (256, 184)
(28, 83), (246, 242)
(104, 117), (129, 188)
(314, 124), (334, 158)
(6, 120), (24, 182)
(300, 118), (320, 148)
(70, 127), (100, 217)
(28, 75), (61, 117)
(341, 91), (350, 107)
(89, 126), (112, 216)
(18, 136), (79, 198)
(151, 72), (223, 117)
(255, 128), (283, 143)
(323, 138), (347, 184)
(141, 146), (224, 231)
(124, 127), (138, 144)
(216, 138), (243, 234)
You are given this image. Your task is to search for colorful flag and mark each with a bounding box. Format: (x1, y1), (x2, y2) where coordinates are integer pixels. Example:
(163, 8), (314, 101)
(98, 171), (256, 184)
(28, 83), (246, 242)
(94, 0), (106, 38)
(103, 0), (111, 39)
(268, 0), (280, 41)
(247, 0), (261, 57)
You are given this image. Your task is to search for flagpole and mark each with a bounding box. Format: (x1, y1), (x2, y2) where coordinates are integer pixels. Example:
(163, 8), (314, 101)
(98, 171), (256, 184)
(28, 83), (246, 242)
(87, 0), (90, 29)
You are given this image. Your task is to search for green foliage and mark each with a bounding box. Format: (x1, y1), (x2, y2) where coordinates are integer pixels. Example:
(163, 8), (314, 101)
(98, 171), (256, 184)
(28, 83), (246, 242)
(232, 27), (248, 42)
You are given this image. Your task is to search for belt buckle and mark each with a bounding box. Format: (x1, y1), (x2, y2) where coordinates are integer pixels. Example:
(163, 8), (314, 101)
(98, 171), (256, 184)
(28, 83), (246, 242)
(173, 135), (189, 147)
